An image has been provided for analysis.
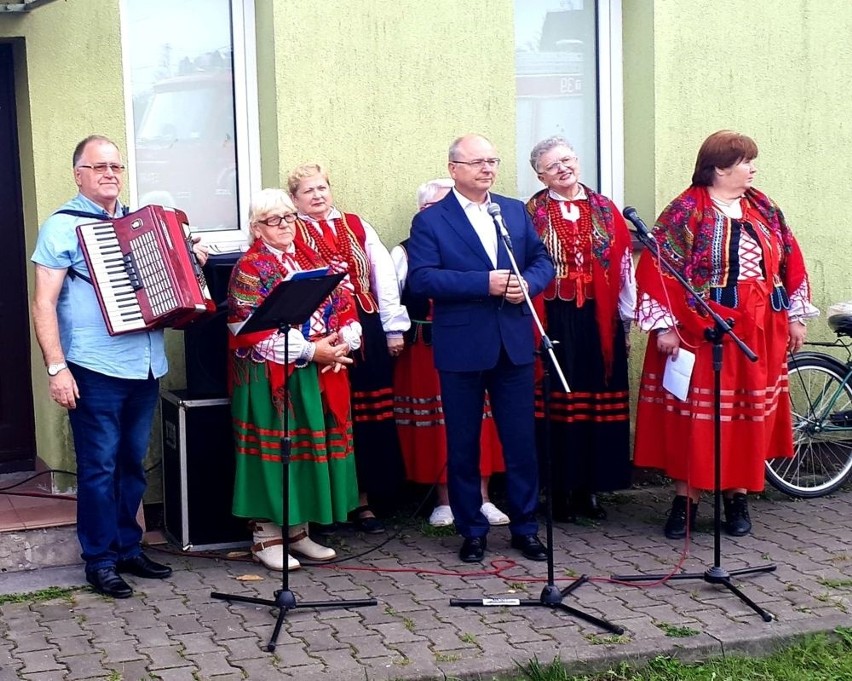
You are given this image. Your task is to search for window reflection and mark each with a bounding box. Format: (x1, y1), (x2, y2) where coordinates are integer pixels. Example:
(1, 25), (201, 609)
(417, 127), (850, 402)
(514, 0), (599, 199)
(124, 0), (239, 232)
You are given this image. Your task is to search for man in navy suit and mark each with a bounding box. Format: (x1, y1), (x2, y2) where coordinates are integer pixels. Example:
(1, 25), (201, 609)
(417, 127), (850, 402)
(407, 134), (555, 562)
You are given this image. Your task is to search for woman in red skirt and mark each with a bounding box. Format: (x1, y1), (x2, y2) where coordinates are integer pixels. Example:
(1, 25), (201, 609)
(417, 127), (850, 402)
(634, 130), (818, 539)
(392, 178), (507, 527)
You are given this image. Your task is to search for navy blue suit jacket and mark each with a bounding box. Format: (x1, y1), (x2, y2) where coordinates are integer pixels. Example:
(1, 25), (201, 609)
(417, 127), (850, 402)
(407, 192), (555, 372)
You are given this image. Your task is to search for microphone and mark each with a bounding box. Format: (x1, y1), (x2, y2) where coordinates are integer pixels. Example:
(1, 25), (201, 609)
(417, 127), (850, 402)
(487, 203), (512, 251)
(622, 206), (651, 238)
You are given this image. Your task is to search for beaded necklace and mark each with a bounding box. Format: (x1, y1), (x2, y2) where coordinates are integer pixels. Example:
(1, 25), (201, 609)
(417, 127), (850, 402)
(544, 198), (594, 305)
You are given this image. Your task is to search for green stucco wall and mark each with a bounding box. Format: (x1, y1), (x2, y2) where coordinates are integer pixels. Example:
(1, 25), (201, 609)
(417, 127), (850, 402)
(260, 0), (517, 243)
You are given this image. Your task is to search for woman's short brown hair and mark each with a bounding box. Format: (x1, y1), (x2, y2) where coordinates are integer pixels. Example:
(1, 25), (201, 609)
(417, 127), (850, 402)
(691, 130), (759, 186)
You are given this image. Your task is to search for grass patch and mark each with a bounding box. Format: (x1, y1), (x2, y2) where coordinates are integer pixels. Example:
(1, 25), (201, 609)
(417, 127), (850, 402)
(0, 586), (81, 605)
(416, 520), (457, 538)
(513, 627), (852, 680)
(818, 577), (852, 589)
(654, 622), (700, 638)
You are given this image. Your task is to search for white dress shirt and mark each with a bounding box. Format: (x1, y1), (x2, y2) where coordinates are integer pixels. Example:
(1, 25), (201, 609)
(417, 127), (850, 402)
(452, 188), (498, 268)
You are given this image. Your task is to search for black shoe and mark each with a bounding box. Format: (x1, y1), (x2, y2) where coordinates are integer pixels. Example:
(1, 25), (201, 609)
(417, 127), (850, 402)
(86, 567), (133, 599)
(510, 534), (548, 561)
(569, 491), (608, 520)
(459, 536), (487, 563)
(723, 493), (752, 537)
(663, 496), (698, 540)
(310, 522), (338, 537)
(116, 553), (172, 579)
(349, 506), (386, 534)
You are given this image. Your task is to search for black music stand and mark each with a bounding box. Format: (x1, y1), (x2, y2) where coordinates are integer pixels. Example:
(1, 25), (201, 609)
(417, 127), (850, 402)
(615, 208), (775, 622)
(211, 271), (377, 652)
(449, 210), (623, 635)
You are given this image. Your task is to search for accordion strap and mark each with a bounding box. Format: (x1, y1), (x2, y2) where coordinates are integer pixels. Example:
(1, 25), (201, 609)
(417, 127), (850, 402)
(53, 207), (129, 285)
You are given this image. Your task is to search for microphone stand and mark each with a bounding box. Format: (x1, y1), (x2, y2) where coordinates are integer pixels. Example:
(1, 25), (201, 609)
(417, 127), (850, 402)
(613, 208), (774, 623)
(449, 211), (623, 635)
(211, 274), (377, 652)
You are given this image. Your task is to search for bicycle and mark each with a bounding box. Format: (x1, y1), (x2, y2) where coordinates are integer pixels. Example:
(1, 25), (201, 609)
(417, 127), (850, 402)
(765, 311), (852, 497)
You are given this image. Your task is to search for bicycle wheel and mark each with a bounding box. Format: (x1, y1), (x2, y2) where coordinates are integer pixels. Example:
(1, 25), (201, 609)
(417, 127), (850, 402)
(766, 353), (852, 497)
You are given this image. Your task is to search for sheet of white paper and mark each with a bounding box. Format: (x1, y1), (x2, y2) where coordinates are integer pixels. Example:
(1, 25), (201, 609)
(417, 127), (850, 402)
(662, 348), (695, 401)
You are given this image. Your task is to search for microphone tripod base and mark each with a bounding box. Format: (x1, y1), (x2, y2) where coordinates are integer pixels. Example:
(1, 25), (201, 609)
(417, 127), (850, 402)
(611, 562), (776, 623)
(211, 590), (378, 652)
(449, 574), (624, 635)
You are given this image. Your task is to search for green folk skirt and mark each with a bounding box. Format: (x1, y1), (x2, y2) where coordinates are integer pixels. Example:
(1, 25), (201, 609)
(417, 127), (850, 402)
(231, 359), (359, 526)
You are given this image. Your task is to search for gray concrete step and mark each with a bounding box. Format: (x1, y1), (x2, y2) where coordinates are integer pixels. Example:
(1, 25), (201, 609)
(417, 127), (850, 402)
(0, 525), (82, 576)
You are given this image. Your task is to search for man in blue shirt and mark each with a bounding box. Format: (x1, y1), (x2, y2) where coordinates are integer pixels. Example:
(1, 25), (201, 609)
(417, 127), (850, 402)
(31, 135), (208, 598)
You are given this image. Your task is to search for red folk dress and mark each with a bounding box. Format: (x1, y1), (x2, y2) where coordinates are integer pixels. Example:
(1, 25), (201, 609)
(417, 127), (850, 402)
(392, 240), (505, 485)
(633, 186), (811, 491)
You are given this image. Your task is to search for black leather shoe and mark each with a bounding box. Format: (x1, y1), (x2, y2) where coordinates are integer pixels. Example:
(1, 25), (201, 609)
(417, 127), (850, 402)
(86, 567), (133, 599)
(510, 534), (548, 561)
(310, 522), (338, 537)
(116, 553), (173, 579)
(723, 493), (752, 537)
(349, 506), (386, 534)
(664, 495), (698, 539)
(569, 491), (608, 520)
(459, 536), (487, 563)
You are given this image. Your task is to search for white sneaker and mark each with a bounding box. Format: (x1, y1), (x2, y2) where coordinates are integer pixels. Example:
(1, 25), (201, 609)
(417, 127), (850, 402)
(480, 502), (510, 526)
(429, 505), (454, 527)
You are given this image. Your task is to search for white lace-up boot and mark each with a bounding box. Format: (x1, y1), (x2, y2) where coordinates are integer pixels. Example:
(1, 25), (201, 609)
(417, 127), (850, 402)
(251, 520), (300, 571)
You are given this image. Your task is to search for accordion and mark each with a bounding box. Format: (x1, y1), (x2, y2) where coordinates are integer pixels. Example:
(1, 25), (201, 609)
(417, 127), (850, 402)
(77, 205), (215, 336)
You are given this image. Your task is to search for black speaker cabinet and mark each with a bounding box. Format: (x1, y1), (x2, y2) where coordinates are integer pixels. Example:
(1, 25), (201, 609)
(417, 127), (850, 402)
(184, 252), (239, 398)
(161, 389), (249, 551)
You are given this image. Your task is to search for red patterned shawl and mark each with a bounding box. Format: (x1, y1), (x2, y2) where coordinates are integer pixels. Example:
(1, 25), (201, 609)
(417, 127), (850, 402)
(636, 185), (808, 337)
(227, 238), (356, 423)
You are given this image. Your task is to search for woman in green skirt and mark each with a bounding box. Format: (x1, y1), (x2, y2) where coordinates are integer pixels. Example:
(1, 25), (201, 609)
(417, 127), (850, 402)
(227, 188), (362, 571)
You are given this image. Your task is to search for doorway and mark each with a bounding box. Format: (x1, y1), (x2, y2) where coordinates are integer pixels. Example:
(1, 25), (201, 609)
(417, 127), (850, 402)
(0, 43), (36, 473)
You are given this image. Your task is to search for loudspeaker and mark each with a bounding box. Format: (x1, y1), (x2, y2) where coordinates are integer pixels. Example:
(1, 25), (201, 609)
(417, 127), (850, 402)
(184, 252), (239, 398)
(161, 389), (249, 551)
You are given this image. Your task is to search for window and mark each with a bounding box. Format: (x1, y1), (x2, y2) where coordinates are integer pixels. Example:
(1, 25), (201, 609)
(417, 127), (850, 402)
(514, 0), (622, 203)
(120, 0), (259, 248)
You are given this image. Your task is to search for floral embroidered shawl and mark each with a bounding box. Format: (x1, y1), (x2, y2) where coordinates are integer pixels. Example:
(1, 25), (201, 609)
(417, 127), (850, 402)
(636, 185), (808, 337)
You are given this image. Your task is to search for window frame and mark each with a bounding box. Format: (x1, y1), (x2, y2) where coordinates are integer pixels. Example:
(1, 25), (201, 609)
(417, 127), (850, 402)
(598, 0), (624, 207)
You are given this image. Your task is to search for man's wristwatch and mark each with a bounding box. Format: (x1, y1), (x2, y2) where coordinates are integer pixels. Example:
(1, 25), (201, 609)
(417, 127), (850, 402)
(47, 362), (68, 377)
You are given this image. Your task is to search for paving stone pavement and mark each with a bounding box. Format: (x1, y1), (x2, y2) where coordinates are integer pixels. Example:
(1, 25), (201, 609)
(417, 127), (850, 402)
(1, 485), (850, 680)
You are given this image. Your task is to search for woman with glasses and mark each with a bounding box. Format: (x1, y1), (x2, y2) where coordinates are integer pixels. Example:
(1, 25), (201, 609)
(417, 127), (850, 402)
(634, 130), (818, 539)
(227, 188), (361, 571)
(526, 136), (636, 522)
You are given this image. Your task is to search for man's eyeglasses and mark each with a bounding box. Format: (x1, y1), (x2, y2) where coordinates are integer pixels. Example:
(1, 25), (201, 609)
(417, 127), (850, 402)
(258, 213), (298, 227)
(451, 158), (501, 169)
(541, 156), (578, 174)
(77, 163), (126, 175)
